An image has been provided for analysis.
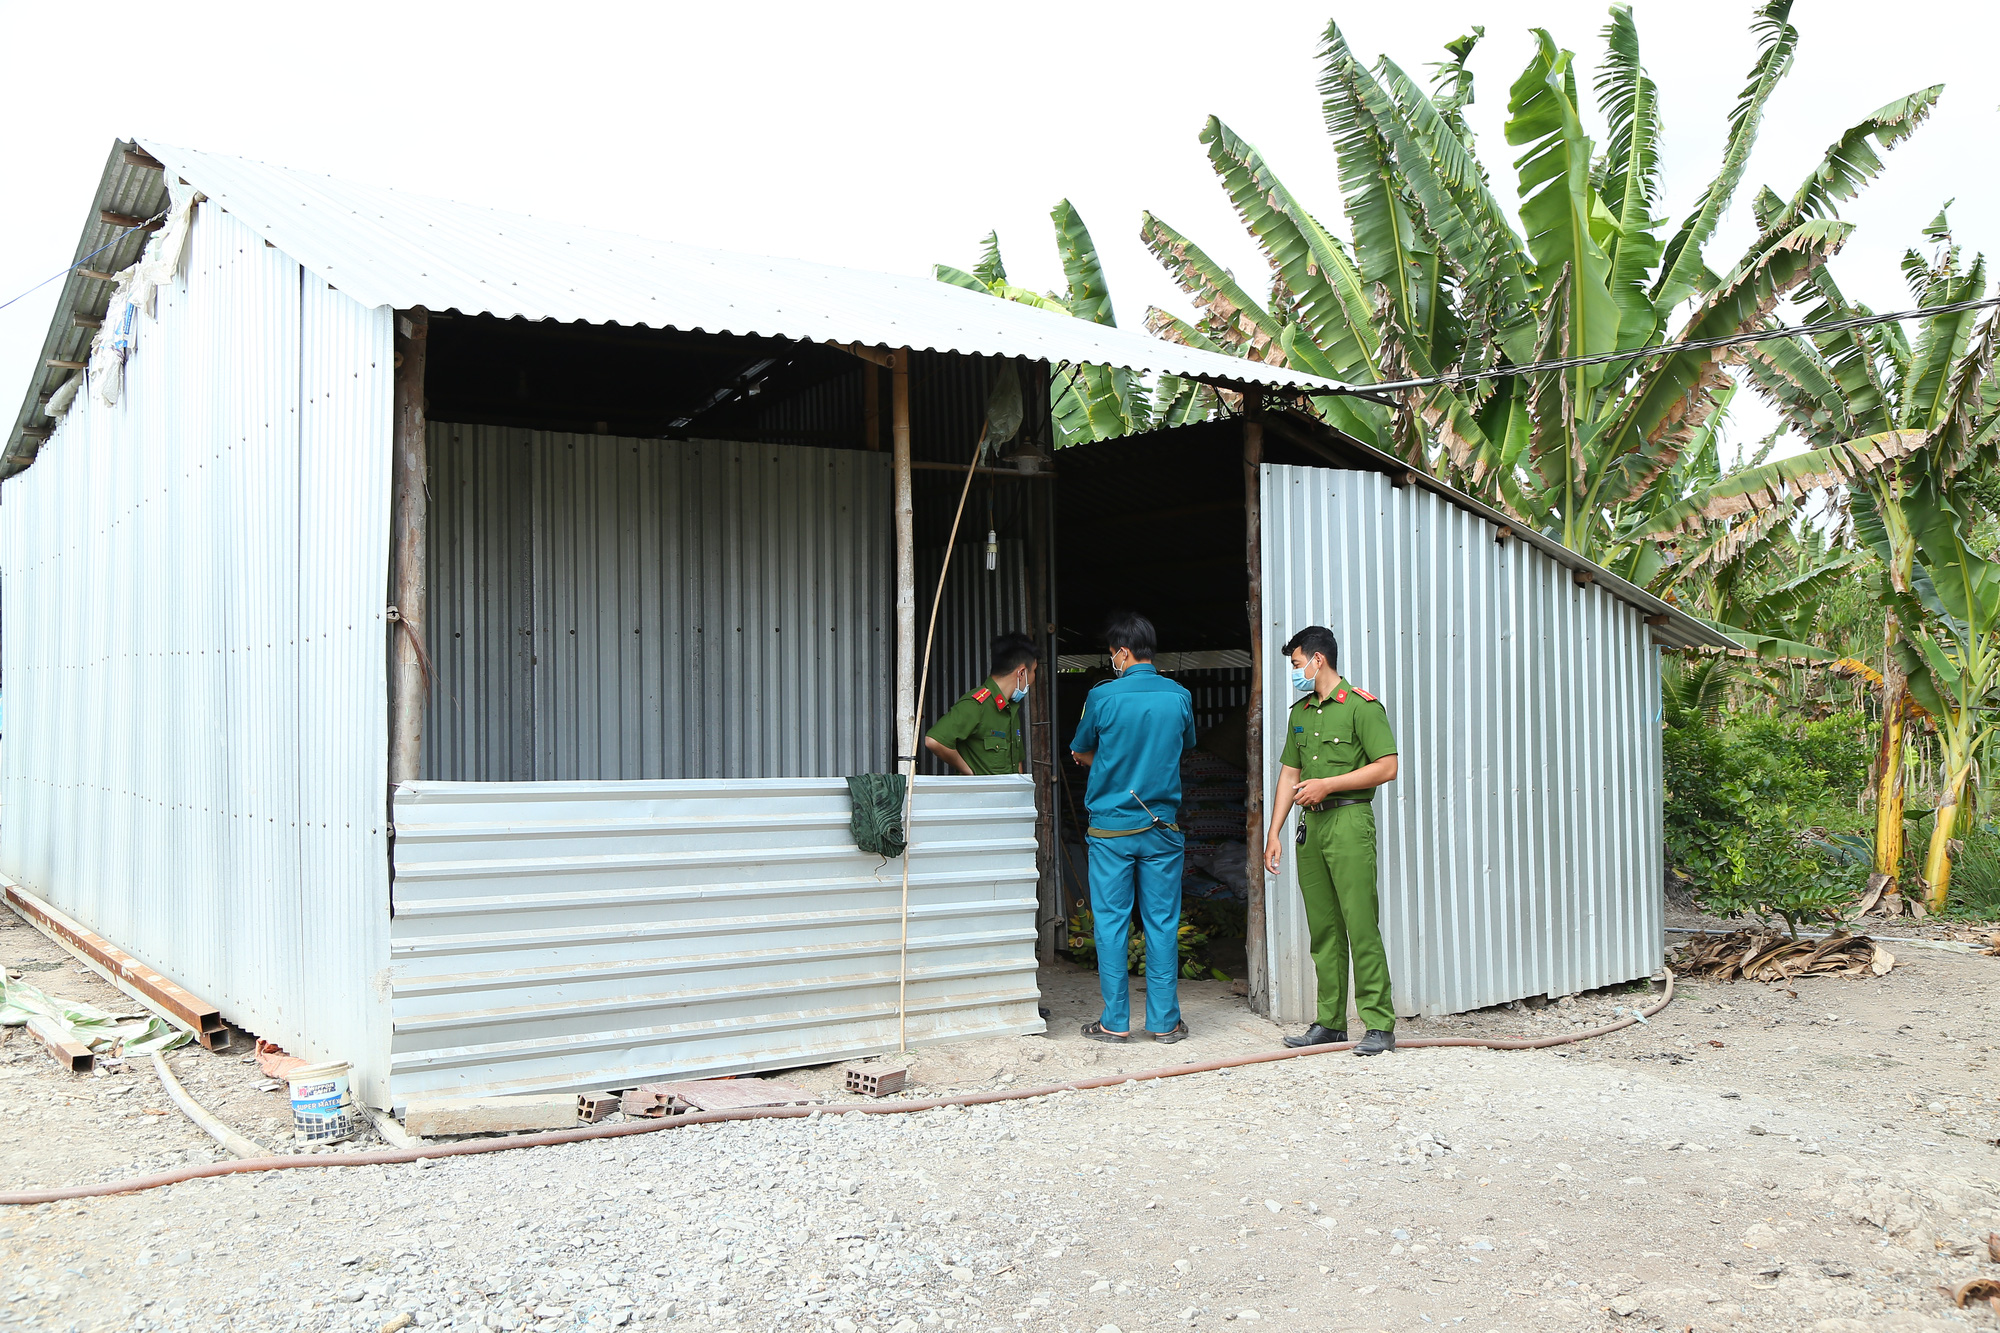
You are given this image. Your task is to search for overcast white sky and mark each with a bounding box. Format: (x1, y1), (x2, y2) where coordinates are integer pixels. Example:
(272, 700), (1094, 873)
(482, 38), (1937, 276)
(2, 1), (1992, 463)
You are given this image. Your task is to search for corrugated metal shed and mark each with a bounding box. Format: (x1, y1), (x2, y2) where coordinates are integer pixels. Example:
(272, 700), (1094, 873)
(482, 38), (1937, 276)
(426, 424), (894, 782)
(0, 205), (395, 1099)
(138, 139), (1351, 384)
(1259, 464), (1664, 1021)
(388, 775), (1043, 1103)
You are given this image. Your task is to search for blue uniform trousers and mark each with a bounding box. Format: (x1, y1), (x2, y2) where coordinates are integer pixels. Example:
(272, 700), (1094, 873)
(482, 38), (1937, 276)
(1087, 826), (1184, 1034)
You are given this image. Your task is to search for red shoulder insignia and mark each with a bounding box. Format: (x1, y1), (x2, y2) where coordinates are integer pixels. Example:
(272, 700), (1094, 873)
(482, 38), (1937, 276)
(972, 687), (991, 704)
(1353, 687), (1378, 703)
(994, 696), (1008, 712)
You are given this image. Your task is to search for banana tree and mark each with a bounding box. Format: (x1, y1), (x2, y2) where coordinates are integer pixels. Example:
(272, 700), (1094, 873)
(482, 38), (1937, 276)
(1891, 480), (2000, 909)
(1639, 213), (2000, 890)
(936, 206), (1185, 445)
(1130, 2), (1939, 565)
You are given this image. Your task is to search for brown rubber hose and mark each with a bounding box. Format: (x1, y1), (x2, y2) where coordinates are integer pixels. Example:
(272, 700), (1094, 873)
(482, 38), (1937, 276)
(1, 971), (1674, 1205)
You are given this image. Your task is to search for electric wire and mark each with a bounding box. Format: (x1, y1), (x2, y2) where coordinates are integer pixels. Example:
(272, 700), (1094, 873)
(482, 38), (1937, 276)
(0, 212), (168, 315)
(1334, 292), (2000, 397)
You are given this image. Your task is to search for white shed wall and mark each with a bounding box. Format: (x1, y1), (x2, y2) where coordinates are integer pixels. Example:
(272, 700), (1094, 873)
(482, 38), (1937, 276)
(0, 206), (395, 1100)
(1260, 465), (1664, 1022)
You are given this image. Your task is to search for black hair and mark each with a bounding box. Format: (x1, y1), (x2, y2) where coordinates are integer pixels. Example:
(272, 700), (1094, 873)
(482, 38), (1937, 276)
(1282, 625), (1338, 671)
(1102, 611), (1157, 661)
(989, 631), (1038, 678)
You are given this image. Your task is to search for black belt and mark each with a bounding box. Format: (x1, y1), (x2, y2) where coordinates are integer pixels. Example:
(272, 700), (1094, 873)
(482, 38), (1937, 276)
(1305, 797), (1372, 811)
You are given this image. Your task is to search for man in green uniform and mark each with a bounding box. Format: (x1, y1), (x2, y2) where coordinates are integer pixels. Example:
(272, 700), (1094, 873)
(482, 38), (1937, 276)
(924, 631), (1036, 775)
(1262, 625), (1400, 1055)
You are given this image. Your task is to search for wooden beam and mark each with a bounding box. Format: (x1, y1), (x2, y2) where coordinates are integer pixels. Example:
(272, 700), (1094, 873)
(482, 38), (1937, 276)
(45, 360), (85, 370)
(1572, 568), (1596, 588)
(98, 209), (161, 232)
(908, 460), (1051, 479)
(71, 314), (101, 330)
(122, 147), (165, 171)
(78, 268), (122, 282)
(389, 309), (430, 787)
(832, 341), (899, 369)
(1494, 524), (1513, 544)
(1645, 614), (1670, 627)
(893, 350), (916, 769)
(1243, 394), (1269, 1016)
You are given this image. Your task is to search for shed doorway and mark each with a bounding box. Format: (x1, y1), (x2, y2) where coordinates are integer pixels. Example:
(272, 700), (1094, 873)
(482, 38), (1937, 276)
(1048, 420), (1262, 995)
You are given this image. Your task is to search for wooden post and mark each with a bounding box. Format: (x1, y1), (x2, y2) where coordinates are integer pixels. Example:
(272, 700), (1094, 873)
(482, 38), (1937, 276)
(389, 308), (430, 789)
(1243, 392), (1268, 1015)
(1029, 484), (1058, 963)
(863, 362), (881, 451)
(892, 351), (916, 771)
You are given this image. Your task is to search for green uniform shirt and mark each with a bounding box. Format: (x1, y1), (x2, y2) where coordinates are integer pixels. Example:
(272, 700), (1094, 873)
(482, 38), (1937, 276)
(927, 678), (1025, 775)
(1279, 681), (1397, 799)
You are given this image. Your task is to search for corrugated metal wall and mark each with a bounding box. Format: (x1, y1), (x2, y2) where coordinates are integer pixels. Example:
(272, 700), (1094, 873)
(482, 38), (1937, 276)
(426, 425), (893, 782)
(1259, 465), (1663, 1021)
(0, 206), (394, 1097)
(387, 775), (1043, 1103)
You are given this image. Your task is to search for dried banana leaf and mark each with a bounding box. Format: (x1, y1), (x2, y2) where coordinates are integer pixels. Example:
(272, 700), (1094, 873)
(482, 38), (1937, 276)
(1669, 930), (1894, 982)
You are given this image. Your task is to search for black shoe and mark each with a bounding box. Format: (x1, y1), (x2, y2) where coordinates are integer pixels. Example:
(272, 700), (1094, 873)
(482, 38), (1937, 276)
(1282, 1024), (1348, 1049)
(1353, 1029), (1396, 1056)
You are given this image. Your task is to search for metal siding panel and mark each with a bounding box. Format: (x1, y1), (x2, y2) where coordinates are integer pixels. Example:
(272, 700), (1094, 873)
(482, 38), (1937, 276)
(0, 207), (389, 1094)
(425, 427), (891, 782)
(1259, 465), (1664, 1018)
(387, 775), (1044, 1101)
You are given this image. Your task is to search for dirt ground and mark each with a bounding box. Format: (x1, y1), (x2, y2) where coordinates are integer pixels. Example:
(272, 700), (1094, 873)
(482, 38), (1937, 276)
(4, 904), (1998, 1333)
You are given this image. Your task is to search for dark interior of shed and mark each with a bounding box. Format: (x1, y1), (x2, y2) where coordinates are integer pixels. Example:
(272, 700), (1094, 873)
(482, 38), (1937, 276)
(1045, 416), (1351, 977)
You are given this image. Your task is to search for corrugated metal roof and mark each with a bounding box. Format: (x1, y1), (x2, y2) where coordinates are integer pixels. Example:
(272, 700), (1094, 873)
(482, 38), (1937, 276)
(134, 139), (1356, 394)
(4, 140), (172, 474)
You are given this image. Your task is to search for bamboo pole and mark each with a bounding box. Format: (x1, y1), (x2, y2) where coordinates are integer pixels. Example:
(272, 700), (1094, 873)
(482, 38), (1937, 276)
(389, 308), (430, 789)
(893, 354), (916, 773)
(1243, 393), (1268, 1015)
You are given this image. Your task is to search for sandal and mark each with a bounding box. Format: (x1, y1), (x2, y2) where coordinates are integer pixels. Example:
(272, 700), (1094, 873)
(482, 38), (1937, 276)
(1081, 1019), (1129, 1043)
(1150, 1020), (1190, 1044)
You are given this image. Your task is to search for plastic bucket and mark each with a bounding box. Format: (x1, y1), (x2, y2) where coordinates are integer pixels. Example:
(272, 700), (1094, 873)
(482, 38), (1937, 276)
(287, 1061), (359, 1143)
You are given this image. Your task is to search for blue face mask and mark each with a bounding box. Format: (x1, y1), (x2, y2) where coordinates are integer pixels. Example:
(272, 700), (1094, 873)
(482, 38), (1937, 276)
(1010, 683), (1029, 703)
(1290, 661), (1316, 693)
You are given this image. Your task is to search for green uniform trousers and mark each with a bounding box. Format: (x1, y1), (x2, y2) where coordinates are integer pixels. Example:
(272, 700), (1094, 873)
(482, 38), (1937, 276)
(1295, 802), (1394, 1032)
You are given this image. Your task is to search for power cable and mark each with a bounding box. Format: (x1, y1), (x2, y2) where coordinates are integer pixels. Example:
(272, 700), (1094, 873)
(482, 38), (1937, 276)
(0, 211), (169, 315)
(1331, 292), (2000, 398)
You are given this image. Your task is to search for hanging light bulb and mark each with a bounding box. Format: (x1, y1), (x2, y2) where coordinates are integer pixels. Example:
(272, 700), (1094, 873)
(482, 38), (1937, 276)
(985, 528), (998, 572)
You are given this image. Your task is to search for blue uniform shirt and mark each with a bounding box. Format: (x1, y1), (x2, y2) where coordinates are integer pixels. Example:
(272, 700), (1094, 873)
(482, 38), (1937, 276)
(1069, 663), (1198, 833)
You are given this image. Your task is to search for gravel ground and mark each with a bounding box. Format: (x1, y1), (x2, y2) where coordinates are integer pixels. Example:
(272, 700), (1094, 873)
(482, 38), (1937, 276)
(4, 907), (1998, 1333)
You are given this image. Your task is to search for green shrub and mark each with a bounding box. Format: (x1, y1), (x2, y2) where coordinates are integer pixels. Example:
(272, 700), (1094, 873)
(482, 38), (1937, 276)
(1663, 703), (1871, 934)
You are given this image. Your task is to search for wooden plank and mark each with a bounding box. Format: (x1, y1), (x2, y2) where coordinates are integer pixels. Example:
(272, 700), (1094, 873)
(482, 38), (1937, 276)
(122, 147), (165, 170)
(97, 209), (161, 231)
(403, 1095), (577, 1136)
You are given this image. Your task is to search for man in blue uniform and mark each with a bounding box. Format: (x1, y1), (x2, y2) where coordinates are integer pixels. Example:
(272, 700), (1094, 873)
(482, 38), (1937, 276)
(1069, 612), (1197, 1043)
